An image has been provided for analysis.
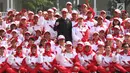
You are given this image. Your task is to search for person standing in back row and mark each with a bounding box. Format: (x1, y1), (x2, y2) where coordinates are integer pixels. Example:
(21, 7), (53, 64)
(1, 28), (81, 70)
(54, 8), (72, 42)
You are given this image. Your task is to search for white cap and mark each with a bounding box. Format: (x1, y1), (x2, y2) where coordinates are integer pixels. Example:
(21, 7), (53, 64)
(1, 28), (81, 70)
(21, 16), (27, 20)
(48, 9), (54, 13)
(78, 15), (84, 19)
(58, 35), (65, 40)
(99, 27), (105, 32)
(115, 38), (123, 43)
(52, 7), (57, 11)
(61, 8), (68, 13)
(82, 4), (88, 8)
(93, 31), (99, 35)
(34, 14), (39, 18)
(55, 12), (61, 16)
(66, 41), (72, 45)
(114, 17), (119, 21)
(44, 30), (50, 34)
(0, 44), (6, 49)
(7, 9), (13, 12)
(15, 12), (20, 15)
(84, 42), (91, 46)
(43, 11), (48, 14)
(98, 16), (104, 20)
(38, 10), (42, 13)
(98, 41), (105, 46)
(28, 11), (34, 14)
(25, 31), (31, 35)
(106, 34), (113, 40)
(113, 17), (122, 24)
(100, 10), (106, 14)
(72, 10), (78, 14)
(125, 32), (130, 36)
(34, 26), (41, 31)
(11, 22), (16, 25)
(114, 25), (120, 30)
(126, 18), (130, 23)
(12, 29), (19, 34)
(77, 41), (84, 46)
(115, 9), (121, 14)
(124, 18), (130, 21)
(0, 28), (6, 32)
(66, 2), (72, 5)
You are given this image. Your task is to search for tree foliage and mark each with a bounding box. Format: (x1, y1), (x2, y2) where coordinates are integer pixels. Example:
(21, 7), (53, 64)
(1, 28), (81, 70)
(22, 0), (56, 12)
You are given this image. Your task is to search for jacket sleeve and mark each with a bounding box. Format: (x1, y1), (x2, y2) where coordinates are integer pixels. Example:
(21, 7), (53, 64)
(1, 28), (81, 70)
(82, 29), (89, 42)
(73, 55), (81, 67)
(54, 19), (59, 31)
(72, 28), (81, 42)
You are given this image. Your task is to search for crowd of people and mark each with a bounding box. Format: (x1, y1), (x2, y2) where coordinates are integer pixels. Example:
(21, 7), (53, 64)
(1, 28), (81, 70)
(0, 0), (130, 73)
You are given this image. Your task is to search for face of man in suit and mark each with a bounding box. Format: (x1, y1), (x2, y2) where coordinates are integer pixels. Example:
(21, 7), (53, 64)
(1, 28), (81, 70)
(62, 11), (67, 19)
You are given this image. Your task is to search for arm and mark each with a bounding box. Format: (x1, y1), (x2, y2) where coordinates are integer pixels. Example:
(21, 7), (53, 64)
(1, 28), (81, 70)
(82, 29), (89, 42)
(73, 55), (81, 67)
(86, 0), (95, 18)
(54, 19), (59, 31)
(72, 28), (81, 42)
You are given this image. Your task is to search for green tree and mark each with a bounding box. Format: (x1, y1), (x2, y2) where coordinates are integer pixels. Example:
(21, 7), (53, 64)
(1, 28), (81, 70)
(22, 0), (56, 12)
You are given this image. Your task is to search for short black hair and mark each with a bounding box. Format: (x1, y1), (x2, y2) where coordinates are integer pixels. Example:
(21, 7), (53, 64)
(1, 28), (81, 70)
(106, 16), (111, 20)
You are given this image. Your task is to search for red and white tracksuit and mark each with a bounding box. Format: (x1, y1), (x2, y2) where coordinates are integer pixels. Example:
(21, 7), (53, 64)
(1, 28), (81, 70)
(0, 55), (8, 73)
(76, 49), (97, 73)
(96, 53), (115, 73)
(6, 53), (24, 73)
(37, 52), (56, 73)
(72, 23), (89, 46)
(112, 51), (130, 73)
(20, 54), (39, 73)
(55, 51), (81, 73)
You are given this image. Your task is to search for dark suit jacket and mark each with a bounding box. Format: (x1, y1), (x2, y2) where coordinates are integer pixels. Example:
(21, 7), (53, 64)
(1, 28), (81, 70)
(54, 17), (72, 42)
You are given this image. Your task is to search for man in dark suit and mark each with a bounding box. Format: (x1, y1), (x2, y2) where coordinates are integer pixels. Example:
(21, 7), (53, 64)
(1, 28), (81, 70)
(54, 8), (72, 42)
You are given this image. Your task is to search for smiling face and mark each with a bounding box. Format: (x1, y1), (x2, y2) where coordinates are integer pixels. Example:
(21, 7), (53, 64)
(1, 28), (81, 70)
(45, 44), (51, 51)
(72, 13), (78, 20)
(113, 28), (120, 35)
(99, 30), (105, 37)
(10, 24), (17, 30)
(100, 12), (106, 18)
(58, 39), (65, 45)
(77, 44), (83, 51)
(65, 44), (72, 52)
(20, 19), (27, 24)
(125, 35), (130, 42)
(84, 45), (91, 52)
(92, 33), (99, 40)
(48, 11), (54, 18)
(16, 46), (22, 53)
(97, 17), (103, 25)
(78, 18), (84, 24)
(122, 13), (128, 19)
(44, 32), (51, 40)
(87, 12), (92, 18)
(98, 45), (104, 52)
(62, 11), (67, 18)
(105, 46), (111, 54)
(115, 39), (122, 46)
(66, 4), (72, 11)
(31, 46), (37, 54)
(0, 47), (5, 55)
(114, 11), (120, 17)
(11, 31), (18, 38)
(113, 19), (120, 25)
(123, 44), (130, 53)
